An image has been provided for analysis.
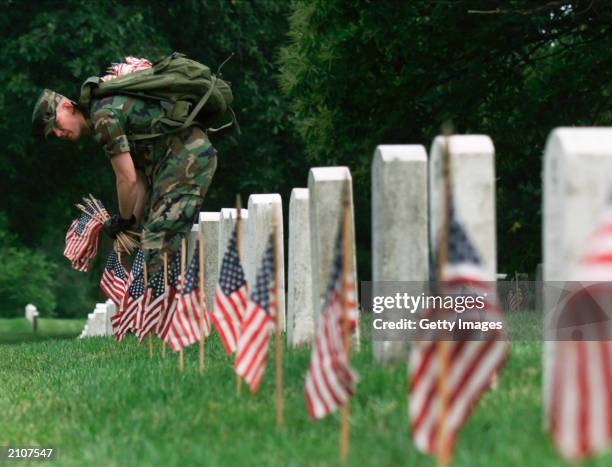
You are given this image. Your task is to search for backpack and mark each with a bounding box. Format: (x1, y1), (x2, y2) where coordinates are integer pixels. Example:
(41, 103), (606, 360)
(79, 52), (236, 140)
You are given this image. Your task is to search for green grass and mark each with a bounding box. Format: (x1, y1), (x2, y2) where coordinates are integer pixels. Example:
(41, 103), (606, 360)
(0, 318), (84, 345)
(0, 318), (611, 467)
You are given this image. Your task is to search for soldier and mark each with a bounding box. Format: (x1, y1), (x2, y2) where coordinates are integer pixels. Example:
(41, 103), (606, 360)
(31, 89), (217, 275)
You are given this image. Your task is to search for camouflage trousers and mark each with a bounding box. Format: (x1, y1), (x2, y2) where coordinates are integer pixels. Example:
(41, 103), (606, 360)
(140, 126), (217, 275)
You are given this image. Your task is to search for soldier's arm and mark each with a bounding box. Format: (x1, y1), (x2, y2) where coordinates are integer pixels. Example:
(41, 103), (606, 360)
(110, 152), (138, 221)
(133, 170), (148, 224)
(91, 100), (142, 223)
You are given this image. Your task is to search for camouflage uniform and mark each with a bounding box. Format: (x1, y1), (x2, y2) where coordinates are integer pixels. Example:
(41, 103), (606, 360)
(89, 95), (217, 274)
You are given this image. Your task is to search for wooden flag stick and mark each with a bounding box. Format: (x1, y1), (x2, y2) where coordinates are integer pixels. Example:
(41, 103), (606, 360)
(339, 177), (352, 462)
(236, 195), (243, 397)
(273, 205), (284, 427)
(179, 238), (186, 371)
(162, 252), (168, 358)
(144, 261), (153, 359)
(435, 127), (453, 467)
(514, 271), (519, 295)
(87, 194), (108, 217)
(116, 250), (123, 340)
(198, 228), (206, 375)
(75, 204), (106, 224)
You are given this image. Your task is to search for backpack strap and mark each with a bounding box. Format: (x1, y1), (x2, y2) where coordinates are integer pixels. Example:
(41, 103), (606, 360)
(128, 72), (221, 141)
(178, 75), (218, 130)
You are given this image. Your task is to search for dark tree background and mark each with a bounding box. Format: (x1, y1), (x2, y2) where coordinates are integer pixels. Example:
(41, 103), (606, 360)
(1, 0), (610, 317)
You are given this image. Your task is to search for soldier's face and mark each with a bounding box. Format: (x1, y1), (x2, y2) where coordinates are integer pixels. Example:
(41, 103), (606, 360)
(52, 100), (84, 141)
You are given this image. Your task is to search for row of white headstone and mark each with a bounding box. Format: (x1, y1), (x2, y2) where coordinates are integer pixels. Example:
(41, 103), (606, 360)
(79, 300), (115, 338)
(77, 127), (608, 376)
(370, 128), (612, 366)
(185, 167), (360, 345)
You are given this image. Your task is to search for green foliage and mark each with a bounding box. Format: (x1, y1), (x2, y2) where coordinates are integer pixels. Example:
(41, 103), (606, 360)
(0, 214), (56, 317)
(279, 0), (612, 276)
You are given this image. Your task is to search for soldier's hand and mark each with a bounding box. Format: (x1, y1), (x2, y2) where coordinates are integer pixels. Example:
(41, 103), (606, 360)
(103, 214), (136, 239)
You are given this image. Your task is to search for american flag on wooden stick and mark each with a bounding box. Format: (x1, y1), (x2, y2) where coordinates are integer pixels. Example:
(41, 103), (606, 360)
(507, 287), (523, 312)
(547, 202), (612, 461)
(100, 250), (128, 307)
(234, 236), (274, 393)
(304, 228), (358, 419)
(113, 250), (145, 341)
(409, 202), (508, 456)
(135, 268), (165, 342)
(212, 227), (248, 354)
(166, 244), (211, 352)
(157, 253), (181, 341)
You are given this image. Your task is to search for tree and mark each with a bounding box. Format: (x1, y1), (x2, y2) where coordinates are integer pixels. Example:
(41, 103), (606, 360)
(279, 0), (612, 276)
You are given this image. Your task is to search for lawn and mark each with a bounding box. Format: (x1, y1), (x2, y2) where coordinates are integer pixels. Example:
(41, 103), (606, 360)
(0, 318), (84, 345)
(0, 316), (610, 467)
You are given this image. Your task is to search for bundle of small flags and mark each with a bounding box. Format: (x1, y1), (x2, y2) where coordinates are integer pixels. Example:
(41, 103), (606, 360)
(64, 208), (103, 272)
(64, 195), (139, 271)
(101, 56), (152, 82)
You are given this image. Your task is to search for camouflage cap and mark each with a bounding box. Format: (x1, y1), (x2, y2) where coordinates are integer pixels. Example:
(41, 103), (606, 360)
(31, 89), (66, 140)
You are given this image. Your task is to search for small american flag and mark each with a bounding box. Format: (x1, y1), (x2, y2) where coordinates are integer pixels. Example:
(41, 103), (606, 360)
(548, 202), (612, 461)
(64, 209), (103, 272)
(234, 236), (275, 393)
(166, 244), (211, 352)
(156, 253), (181, 341)
(113, 250), (145, 341)
(135, 268), (165, 342)
(507, 286), (523, 312)
(304, 228), (358, 419)
(212, 227), (248, 355)
(100, 250), (128, 307)
(409, 202), (508, 455)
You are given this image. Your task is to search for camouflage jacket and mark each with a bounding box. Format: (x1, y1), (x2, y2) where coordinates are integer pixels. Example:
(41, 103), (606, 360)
(88, 95), (170, 179)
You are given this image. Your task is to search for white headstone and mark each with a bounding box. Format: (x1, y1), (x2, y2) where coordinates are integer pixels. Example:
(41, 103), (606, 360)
(287, 188), (313, 346)
(372, 145), (428, 364)
(86, 312), (95, 337)
(429, 135), (497, 277)
(308, 166), (360, 347)
(105, 300), (116, 335)
(218, 208), (248, 276)
(25, 304), (38, 322)
(542, 127), (612, 421)
(247, 194), (285, 328)
(92, 305), (107, 336)
(78, 301), (115, 338)
(199, 212), (221, 311)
